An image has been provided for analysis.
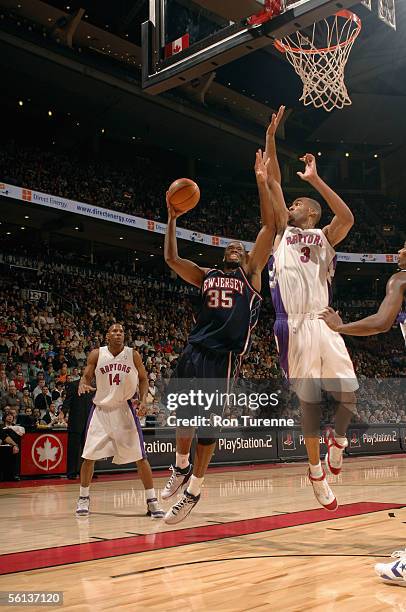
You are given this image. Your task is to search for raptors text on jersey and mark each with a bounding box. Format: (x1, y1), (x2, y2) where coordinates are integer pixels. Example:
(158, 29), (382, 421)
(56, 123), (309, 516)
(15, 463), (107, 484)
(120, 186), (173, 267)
(93, 346), (139, 407)
(269, 225), (336, 316)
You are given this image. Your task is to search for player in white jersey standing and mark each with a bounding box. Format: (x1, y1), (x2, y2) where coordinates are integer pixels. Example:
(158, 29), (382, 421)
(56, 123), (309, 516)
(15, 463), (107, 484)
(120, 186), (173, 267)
(75, 323), (164, 518)
(265, 106), (358, 511)
(321, 243), (406, 586)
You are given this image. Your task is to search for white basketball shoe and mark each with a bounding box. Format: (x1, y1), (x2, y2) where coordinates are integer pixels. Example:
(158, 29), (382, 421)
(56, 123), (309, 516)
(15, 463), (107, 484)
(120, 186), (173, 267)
(308, 469), (338, 511)
(161, 464), (193, 500)
(375, 549), (406, 586)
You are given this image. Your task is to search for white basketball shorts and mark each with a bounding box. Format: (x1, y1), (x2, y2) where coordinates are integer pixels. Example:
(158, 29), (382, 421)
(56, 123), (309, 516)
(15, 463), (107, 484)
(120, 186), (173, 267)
(82, 402), (146, 464)
(274, 315), (358, 402)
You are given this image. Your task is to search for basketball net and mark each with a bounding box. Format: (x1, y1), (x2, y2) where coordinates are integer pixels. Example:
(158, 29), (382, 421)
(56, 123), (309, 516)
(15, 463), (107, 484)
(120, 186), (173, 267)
(275, 10), (361, 112)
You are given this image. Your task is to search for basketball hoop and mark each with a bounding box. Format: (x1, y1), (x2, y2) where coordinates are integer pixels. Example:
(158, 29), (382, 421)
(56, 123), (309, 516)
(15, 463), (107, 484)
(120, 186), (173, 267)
(275, 10), (362, 112)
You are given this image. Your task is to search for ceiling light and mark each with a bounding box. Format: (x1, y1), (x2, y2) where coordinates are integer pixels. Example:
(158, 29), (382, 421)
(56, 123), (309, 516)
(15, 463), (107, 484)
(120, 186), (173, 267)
(48, 110), (53, 117)
(6, 232), (11, 235)
(374, 154), (378, 158)
(119, 237), (124, 240)
(150, 254), (154, 257)
(101, 128), (105, 133)
(317, 152), (322, 157)
(74, 226), (79, 230)
(24, 215), (29, 219)
(345, 152), (350, 157)
(347, 278), (351, 281)
(20, 226), (25, 230)
(18, 100), (23, 106)
(135, 258), (139, 261)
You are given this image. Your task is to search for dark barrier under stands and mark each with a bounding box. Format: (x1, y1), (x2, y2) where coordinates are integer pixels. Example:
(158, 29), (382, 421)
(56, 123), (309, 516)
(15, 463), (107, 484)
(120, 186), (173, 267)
(95, 424), (403, 473)
(95, 427), (278, 472)
(9, 425), (405, 477)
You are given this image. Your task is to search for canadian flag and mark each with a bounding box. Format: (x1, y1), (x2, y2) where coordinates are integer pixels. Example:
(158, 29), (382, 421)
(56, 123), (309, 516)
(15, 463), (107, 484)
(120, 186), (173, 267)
(165, 34), (190, 59)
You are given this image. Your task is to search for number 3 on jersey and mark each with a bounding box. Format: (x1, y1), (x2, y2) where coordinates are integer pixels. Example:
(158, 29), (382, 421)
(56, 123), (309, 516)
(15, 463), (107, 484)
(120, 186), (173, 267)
(300, 247), (311, 263)
(109, 373), (120, 386)
(207, 289), (233, 309)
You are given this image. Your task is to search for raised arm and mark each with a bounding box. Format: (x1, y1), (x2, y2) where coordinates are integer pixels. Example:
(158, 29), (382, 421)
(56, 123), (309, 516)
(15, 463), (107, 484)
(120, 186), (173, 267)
(297, 153), (354, 247)
(320, 272), (406, 336)
(78, 349), (98, 395)
(164, 193), (208, 288)
(245, 150), (276, 290)
(133, 350), (149, 410)
(264, 105), (285, 185)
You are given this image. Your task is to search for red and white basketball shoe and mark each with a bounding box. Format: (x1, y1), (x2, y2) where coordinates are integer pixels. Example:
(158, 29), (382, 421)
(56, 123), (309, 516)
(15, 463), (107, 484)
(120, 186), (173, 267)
(308, 469), (338, 512)
(324, 428), (348, 476)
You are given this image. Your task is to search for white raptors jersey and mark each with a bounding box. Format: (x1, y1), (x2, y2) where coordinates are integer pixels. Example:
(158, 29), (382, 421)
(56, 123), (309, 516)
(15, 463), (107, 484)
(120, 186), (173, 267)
(93, 346), (139, 407)
(269, 226), (336, 316)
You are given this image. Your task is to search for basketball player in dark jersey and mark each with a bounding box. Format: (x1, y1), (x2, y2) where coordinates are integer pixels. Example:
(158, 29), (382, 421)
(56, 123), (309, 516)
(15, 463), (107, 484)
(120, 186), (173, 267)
(321, 242), (406, 586)
(162, 151), (276, 524)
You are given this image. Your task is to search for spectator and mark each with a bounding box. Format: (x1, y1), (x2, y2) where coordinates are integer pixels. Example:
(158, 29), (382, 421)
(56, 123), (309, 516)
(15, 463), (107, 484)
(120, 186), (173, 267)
(13, 372), (26, 393)
(34, 386), (52, 413)
(21, 388), (34, 411)
(1, 383), (21, 411)
(40, 402), (57, 426)
(17, 406), (35, 429)
(32, 377), (46, 398)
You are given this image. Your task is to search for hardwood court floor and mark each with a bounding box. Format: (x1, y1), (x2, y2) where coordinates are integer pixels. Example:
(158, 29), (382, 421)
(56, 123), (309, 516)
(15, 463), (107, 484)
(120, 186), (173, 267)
(1, 457), (406, 611)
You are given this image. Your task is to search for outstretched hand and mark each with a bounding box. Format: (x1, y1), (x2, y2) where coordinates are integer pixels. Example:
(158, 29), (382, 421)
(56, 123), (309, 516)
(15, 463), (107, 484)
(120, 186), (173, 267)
(255, 149), (270, 184)
(297, 153), (318, 182)
(319, 307), (343, 332)
(267, 105), (285, 139)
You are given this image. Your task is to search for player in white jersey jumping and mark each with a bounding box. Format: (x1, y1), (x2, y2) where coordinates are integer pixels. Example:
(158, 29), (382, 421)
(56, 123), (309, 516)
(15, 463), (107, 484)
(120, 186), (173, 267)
(75, 323), (164, 518)
(321, 242), (406, 586)
(265, 106), (358, 511)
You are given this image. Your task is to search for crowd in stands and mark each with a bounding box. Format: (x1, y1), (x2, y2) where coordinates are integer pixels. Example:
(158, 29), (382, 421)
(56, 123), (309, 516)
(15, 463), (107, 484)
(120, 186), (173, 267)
(1, 143), (403, 253)
(0, 251), (404, 449)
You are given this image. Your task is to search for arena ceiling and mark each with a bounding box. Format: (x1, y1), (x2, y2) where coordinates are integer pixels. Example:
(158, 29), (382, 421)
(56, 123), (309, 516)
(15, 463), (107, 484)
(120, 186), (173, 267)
(0, 0), (405, 158)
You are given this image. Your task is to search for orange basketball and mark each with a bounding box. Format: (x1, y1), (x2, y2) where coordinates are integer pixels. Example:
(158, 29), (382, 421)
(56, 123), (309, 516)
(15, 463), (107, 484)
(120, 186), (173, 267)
(168, 178), (200, 213)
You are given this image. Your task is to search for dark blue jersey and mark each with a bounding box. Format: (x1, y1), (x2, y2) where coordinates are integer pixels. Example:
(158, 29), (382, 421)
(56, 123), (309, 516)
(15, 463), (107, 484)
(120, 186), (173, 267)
(188, 267), (262, 354)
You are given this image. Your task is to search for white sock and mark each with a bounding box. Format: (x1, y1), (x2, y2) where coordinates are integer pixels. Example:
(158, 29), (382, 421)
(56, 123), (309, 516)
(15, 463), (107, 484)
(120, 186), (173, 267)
(145, 488), (156, 501)
(330, 432), (347, 465)
(187, 475), (204, 496)
(80, 486), (90, 497)
(309, 462), (323, 478)
(176, 452), (190, 470)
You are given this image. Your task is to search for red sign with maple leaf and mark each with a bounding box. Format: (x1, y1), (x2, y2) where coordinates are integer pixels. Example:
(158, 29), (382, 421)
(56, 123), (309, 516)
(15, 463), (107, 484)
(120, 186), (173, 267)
(20, 432), (68, 476)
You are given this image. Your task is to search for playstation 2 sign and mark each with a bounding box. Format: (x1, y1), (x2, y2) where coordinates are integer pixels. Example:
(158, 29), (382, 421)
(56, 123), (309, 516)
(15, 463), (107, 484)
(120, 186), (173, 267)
(278, 428), (327, 460)
(346, 427), (401, 455)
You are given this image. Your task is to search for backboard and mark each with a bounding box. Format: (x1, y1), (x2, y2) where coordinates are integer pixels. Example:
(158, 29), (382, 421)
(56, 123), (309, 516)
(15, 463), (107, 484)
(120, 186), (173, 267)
(142, 0), (359, 94)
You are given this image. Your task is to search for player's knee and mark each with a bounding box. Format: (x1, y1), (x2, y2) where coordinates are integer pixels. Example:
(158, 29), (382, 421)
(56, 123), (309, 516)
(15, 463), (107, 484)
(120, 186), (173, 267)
(333, 391), (357, 411)
(197, 437), (216, 447)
